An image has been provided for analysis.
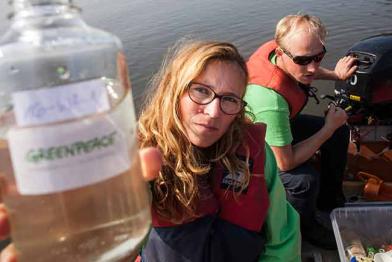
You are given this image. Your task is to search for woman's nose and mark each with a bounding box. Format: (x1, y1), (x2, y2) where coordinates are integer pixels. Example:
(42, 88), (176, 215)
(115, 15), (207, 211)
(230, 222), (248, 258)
(204, 97), (222, 117)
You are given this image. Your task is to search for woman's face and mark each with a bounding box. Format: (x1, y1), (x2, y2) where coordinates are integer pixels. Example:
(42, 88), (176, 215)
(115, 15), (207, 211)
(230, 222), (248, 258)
(179, 60), (246, 148)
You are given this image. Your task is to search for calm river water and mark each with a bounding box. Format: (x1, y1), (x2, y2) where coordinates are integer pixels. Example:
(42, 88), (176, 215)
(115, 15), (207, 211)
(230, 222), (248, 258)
(1, 0), (391, 114)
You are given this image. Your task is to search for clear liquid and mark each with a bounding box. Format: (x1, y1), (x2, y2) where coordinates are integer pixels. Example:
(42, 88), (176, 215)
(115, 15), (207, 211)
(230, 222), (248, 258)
(1, 140), (150, 262)
(0, 92), (151, 261)
(0, 19), (150, 261)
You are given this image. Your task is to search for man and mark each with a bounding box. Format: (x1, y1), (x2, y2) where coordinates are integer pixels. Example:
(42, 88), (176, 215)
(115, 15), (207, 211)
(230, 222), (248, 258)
(244, 14), (357, 249)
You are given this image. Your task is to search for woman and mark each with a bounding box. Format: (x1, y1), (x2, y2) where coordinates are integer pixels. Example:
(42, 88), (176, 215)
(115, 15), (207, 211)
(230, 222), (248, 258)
(138, 40), (301, 262)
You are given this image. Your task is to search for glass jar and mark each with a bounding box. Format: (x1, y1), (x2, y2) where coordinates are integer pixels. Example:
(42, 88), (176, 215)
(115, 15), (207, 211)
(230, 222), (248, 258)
(0, 1), (151, 261)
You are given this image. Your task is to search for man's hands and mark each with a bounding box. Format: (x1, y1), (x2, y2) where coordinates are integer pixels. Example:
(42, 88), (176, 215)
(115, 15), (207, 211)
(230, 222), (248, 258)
(314, 55), (357, 81)
(270, 105), (348, 172)
(334, 55), (357, 81)
(0, 147), (162, 262)
(324, 104), (348, 135)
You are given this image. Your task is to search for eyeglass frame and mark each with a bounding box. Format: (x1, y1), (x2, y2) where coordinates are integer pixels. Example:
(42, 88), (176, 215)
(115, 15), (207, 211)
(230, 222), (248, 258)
(186, 81), (247, 115)
(280, 45), (327, 66)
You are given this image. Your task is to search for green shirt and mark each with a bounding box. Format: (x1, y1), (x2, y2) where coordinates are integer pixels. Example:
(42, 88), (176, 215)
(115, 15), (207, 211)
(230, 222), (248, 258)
(245, 86), (292, 146)
(261, 144), (301, 261)
(244, 54), (293, 147)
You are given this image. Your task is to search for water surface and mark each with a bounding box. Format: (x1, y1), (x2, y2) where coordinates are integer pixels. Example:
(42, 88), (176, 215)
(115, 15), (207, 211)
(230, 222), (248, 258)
(1, 0), (391, 114)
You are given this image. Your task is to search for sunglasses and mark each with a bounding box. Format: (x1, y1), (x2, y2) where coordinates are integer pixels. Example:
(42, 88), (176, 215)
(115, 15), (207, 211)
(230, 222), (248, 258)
(281, 45), (327, 66)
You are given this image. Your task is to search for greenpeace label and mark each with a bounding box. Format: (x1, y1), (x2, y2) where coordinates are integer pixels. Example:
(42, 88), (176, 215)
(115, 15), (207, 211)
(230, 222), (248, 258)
(7, 116), (132, 195)
(12, 79), (110, 127)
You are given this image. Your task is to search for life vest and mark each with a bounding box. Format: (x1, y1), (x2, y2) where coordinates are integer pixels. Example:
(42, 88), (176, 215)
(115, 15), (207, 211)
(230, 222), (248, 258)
(247, 40), (308, 119)
(141, 124), (269, 262)
(212, 124), (269, 232)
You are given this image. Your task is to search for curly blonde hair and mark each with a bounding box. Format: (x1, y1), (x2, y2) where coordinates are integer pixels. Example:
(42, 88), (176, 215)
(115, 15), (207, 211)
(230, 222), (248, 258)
(138, 40), (250, 223)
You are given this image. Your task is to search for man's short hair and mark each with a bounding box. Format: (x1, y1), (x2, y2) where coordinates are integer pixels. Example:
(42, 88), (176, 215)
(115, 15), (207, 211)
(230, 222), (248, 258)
(275, 13), (327, 49)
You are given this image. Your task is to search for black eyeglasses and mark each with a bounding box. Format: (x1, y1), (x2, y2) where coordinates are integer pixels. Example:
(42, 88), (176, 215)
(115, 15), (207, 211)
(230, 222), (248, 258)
(281, 45), (327, 66)
(187, 82), (247, 115)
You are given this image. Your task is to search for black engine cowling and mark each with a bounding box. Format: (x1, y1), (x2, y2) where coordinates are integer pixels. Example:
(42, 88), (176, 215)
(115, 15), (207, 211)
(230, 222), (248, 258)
(335, 34), (392, 124)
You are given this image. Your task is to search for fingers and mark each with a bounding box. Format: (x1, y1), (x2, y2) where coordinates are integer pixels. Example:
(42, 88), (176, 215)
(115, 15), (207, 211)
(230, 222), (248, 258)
(347, 64), (358, 76)
(326, 104), (348, 126)
(325, 104), (336, 119)
(0, 244), (17, 262)
(334, 106), (344, 115)
(328, 103), (336, 110)
(344, 56), (358, 71)
(0, 204), (10, 241)
(336, 107), (348, 120)
(335, 56), (358, 81)
(329, 104), (347, 117)
(343, 55), (356, 63)
(339, 55), (356, 64)
(139, 147), (162, 181)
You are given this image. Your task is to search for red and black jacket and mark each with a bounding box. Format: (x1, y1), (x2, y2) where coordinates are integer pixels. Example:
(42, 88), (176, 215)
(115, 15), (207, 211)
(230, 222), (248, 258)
(140, 124), (270, 262)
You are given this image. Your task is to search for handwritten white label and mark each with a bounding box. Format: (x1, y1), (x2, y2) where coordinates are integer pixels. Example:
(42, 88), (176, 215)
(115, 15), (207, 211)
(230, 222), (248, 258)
(7, 116), (132, 195)
(12, 79), (110, 127)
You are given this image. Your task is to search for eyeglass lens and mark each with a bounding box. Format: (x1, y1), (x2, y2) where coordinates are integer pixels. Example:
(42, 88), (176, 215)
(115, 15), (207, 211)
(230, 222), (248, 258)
(188, 83), (244, 115)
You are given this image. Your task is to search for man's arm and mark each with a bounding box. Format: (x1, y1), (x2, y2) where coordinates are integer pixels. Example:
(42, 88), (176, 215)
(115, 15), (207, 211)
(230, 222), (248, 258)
(315, 56), (357, 81)
(271, 105), (347, 171)
(244, 85), (348, 171)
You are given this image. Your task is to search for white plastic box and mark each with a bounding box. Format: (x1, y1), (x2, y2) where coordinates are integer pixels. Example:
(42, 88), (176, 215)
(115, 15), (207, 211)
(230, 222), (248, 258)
(331, 205), (392, 262)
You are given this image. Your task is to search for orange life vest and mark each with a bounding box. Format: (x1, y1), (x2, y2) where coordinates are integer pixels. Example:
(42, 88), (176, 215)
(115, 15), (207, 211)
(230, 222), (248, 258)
(247, 40), (308, 119)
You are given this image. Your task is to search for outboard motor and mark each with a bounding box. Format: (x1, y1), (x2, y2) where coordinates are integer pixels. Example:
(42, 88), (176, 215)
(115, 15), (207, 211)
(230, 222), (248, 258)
(334, 34), (392, 190)
(335, 33), (392, 125)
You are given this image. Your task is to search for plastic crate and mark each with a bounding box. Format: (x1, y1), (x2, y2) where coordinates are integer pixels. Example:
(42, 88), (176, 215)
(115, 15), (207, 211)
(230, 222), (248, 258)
(331, 205), (392, 261)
